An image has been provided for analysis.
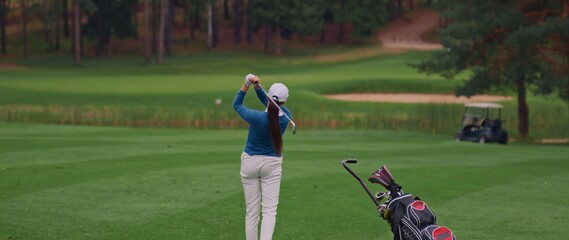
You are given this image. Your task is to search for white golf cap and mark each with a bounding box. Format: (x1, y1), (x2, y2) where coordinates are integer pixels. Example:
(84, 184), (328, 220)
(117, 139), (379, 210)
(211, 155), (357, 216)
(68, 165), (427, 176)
(268, 83), (289, 103)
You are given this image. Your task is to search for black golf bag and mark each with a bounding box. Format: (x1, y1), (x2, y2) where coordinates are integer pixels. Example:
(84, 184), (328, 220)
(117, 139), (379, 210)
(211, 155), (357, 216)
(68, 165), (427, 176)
(342, 159), (456, 240)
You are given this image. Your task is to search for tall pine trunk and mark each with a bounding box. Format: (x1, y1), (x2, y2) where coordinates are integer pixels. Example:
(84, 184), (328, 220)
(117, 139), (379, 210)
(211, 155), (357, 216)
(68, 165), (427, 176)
(245, 0), (253, 43)
(95, 1), (112, 57)
(63, 0), (69, 38)
(73, 0), (81, 64)
(157, 0), (166, 64)
(190, 4), (198, 40)
(165, 0), (172, 55)
(152, 0), (158, 54)
(133, 0), (139, 39)
(212, 2), (218, 48)
(43, 0), (49, 45)
(233, 0), (243, 44)
(21, 0), (28, 59)
(223, 0), (229, 20)
(55, 8), (60, 51)
(1, 0), (7, 54)
(207, 3), (213, 50)
(516, 78), (529, 138)
(144, 0), (151, 64)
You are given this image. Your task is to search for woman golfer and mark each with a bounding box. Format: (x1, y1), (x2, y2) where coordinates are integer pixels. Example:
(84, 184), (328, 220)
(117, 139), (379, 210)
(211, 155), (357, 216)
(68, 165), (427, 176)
(233, 74), (291, 240)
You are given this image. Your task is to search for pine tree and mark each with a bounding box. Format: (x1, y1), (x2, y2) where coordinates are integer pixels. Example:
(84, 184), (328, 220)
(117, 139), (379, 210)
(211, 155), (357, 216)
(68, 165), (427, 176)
(411, 0), (569, 138)
(254, 0), (325, 55)
(349, 0), (389, 40)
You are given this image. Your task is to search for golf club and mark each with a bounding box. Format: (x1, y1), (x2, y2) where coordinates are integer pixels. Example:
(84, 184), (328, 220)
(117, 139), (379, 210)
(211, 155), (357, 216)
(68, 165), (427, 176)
(253, 82), (297, 134)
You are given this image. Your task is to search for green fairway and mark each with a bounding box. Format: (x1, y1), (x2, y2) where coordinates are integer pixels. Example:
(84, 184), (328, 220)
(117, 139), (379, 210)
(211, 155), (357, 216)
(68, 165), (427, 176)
(1, 123), (568, 239)
(1, 51), (567, 139)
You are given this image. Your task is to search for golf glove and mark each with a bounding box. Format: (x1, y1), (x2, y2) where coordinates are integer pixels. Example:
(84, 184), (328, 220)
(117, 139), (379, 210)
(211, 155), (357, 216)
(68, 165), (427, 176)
(244, 73), (256, 86)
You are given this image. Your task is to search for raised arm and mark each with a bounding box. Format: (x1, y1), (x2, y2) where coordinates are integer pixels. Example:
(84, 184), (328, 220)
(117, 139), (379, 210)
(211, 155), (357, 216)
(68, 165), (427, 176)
(233, 74), (264, 123)
(245, 74), (268, 106)
(255, 87), (268, 106)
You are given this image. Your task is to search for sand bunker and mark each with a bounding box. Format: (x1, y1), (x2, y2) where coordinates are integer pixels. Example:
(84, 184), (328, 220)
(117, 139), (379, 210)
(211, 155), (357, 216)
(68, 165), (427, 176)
(325, 93), (512, 104)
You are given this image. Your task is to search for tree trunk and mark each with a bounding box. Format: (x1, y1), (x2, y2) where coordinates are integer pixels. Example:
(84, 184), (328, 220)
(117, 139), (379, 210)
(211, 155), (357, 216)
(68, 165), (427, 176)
(1, 0), (7, 54)
(21, 0), (28, 59)
(79, 2), (83, 56)
(245, 0), (253, 43)
(190, 3), (198, 40)
(73, 0), (81, 64)
(169, 0), (175, 26)
(409, 0), (413, 10)
(63, 0), (69, 38)
(144, 0), (151, 64)
(233, 0), (243, 44)
(95, 1), (111, 57)
(55, 8), (60, 51)
(207, 3), (213, 50)
(319, 26), (325, 43)
(165, 0), (173, 55)
(157, 0), (166, 64)
(275, 24), (281, 55)
(152, 0), (158, 54)
(223, 0), (229, 20)
(43, 0), (48, 42)
(516, 78), (529, 138)
(212, 1), (218, 48)
(133, 0), (139, 39)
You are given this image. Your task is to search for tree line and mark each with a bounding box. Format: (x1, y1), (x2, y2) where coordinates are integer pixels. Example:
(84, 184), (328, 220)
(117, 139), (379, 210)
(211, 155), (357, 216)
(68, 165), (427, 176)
(0, 0), (423, 63)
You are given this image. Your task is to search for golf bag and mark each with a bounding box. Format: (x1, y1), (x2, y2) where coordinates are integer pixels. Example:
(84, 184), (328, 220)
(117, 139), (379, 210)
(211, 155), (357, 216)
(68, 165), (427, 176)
(343, 159), (456, 240)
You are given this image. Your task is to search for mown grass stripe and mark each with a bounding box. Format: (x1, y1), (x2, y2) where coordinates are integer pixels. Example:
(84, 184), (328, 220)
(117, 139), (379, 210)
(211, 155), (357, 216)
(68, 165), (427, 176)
(1, 124), (568, 239)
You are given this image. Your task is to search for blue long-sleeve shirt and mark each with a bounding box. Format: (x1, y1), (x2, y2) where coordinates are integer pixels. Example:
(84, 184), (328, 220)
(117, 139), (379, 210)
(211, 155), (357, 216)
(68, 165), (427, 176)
(233, 88), (291, 157)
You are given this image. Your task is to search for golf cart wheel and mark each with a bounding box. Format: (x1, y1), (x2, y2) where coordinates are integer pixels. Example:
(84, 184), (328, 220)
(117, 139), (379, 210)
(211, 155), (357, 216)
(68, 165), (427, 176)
(478, 136), (486, 144)
(497, 130), (509, 144)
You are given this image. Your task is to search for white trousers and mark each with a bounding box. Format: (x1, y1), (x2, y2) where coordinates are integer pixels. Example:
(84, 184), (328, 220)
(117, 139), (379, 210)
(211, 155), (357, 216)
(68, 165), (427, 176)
(240, 152), (283, 240)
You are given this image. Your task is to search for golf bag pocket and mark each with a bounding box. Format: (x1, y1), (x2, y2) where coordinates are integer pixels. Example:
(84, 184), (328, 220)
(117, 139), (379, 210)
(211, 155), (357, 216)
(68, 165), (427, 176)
(421, 225), (456, 240)
(398, 218), (456, 240)
(407, 200), (436, 229)
(387, 195), (453, 240)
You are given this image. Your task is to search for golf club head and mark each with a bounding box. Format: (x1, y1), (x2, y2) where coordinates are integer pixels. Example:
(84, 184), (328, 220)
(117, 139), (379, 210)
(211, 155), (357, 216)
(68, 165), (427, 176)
(291, 121), (297, 134)
(375, 191), (389, 203)
(368, 165), (395, 189)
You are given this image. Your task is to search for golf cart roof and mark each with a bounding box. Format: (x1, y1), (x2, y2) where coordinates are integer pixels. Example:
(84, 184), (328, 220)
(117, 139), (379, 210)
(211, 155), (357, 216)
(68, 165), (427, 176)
(464, 102), (503, 109)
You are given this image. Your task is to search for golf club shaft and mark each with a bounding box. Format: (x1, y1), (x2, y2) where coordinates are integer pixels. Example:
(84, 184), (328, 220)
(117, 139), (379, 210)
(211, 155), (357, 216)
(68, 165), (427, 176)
(254, 83), (297, 134)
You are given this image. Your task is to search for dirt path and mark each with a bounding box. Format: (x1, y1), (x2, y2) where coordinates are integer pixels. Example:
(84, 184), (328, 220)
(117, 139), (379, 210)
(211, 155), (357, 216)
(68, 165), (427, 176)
(325, 93), (512, 104)
(378, 9), (443, 50)
(313, 9), (443, 62)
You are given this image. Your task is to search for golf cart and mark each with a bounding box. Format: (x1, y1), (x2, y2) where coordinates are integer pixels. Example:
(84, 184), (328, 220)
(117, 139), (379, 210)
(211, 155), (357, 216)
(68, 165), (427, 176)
(455, 102), (508, 144)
